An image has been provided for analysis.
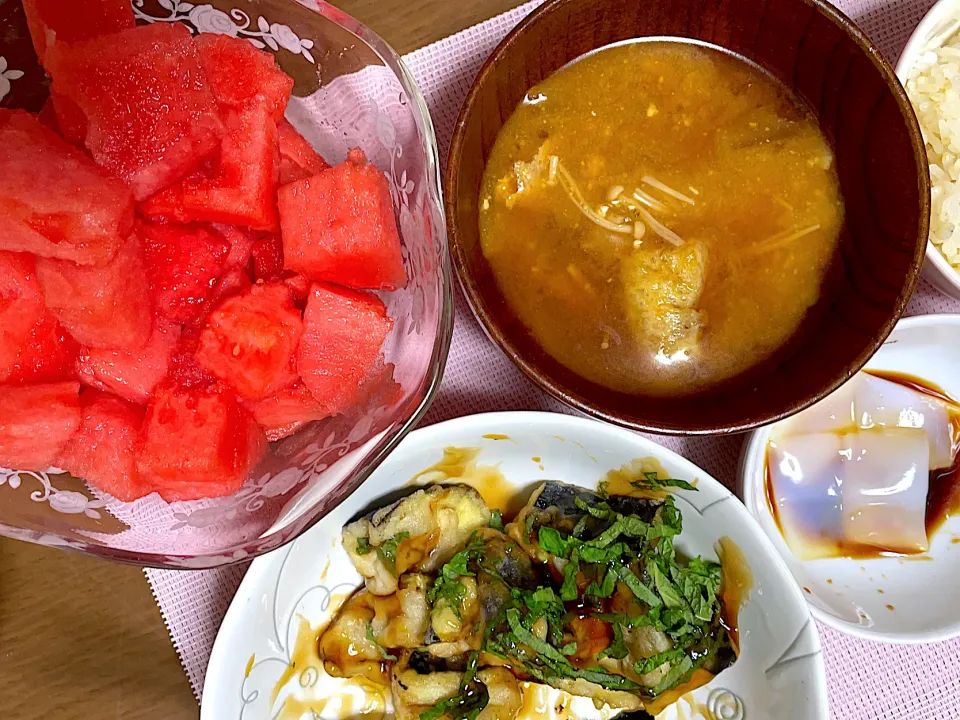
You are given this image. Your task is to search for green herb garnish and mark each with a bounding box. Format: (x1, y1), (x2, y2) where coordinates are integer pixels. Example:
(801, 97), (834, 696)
(427, 533), (485, 616)
(365, 621), (397, 661)
(376, 531), (410, 574)
(598, 623), (629, 661)
(419, 651), (487, 720)
(631, 471), (697, 492)
(634, 647), (686, 676)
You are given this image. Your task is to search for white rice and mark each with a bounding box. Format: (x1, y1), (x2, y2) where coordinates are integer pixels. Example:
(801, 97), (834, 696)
(906, 41), (960, 267)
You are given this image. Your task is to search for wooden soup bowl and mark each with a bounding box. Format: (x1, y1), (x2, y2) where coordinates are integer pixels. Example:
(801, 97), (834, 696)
(445, 0), (929, 435)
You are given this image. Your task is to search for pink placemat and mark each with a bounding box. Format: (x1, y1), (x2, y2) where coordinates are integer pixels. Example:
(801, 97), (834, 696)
(145, 0), (960, 715)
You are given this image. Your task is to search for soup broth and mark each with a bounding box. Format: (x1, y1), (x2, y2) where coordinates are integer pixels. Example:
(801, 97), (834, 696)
(479, 40), (844, 396)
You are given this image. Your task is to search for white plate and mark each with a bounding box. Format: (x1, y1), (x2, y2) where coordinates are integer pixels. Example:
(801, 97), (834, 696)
(203, 411), (827, 720)
(741, 314), (960, 643)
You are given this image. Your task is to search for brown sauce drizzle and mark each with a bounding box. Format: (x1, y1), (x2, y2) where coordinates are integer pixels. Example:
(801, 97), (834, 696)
(870, 371), (960, 539)
(396, 529), (440, 576)
(601, 457), (677, 499)
(717, 536), (752, 654)
(408, 446), (529, 517)
(765, 370), (960, 559)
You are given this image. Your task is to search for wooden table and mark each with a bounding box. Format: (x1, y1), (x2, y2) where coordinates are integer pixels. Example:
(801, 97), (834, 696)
(0, 1), (524, 717)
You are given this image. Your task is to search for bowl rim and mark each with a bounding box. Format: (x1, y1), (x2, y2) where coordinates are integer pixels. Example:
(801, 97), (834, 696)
(895, 0), (960, 300)
(444, 0), (931, 436)
(740, 313), (960, 644)
(0, 0), (456, 570)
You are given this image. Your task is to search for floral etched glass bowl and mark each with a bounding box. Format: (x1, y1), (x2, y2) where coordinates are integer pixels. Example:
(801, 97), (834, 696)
(0, 0), (453, 568)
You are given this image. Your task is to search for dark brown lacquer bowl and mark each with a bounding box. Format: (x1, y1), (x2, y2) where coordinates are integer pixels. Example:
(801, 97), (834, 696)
(446, 0), (930, 435)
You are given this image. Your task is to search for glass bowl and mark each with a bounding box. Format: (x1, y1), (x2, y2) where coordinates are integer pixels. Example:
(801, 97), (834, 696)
(0, 0), (453, 568)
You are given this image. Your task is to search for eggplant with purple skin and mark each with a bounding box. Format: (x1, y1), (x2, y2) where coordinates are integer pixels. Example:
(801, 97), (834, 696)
(342, 484), (491, 595)
(424, 528), (541, 658)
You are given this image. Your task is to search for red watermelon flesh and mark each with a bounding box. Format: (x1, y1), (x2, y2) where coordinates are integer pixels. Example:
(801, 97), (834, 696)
(6, 312), (80, 385)
(297, 282), (392, 416)
(0, 110), (132, 265)
(0, 252), (78, 384)
(252, 233), (284, 280)
(37, 235), (152, 351)
(196, 34), (293, 119)
(0, 381), (81, 469)
(76, 320), (180, 404)
(137, 381), (267, 501)
(213, 224), (256, 273)
(140, 103), (279, 231)
(139, 220), (230, 325)
(278, 148), (406, 290)
(204, 265), (253, 316)
(50, 91), (88, 144)
(277, 118), (330, 185)
(0, 251), (45, 378)
(23, 0), (134, 66)
(196, 283), (302, 400)
(56, 390), (147, 501)
(46, 24), (224, 201)
(37, 97), (60, 133)
(164, 343), (216, 388)
(282, 272), (311, 307)
(248, 382), (330, 441)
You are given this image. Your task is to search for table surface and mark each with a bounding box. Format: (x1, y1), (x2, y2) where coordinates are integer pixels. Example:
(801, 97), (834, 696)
(0, 1), (525, 718)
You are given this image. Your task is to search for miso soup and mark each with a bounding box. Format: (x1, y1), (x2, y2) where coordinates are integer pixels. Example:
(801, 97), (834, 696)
(479, 40), (844, 396)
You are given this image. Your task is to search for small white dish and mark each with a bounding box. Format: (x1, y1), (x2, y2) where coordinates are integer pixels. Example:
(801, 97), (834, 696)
(202, 411), (827, 720)
(741, 314), (960, 643)
(896, 0), (960, 299)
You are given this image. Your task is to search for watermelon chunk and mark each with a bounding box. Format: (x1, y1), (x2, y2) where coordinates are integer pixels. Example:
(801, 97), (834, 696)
(282, 272), (311, 307)
(139, 220), (230, 324)
(205, 265), (253, 314)
(7, 312), (80, 385)
(0, 382), (81, 469)
(196, 283), (302, 400)
(37, 235), (152, 351)
(0, 252), (45, 375)
(0, 251), (80, 383)
(46, 24), (224, 201)
(140, 103), (279, 231)
(278, 118), (330, 185)
(196, 34), (292, 119)
(278, 148), (406, 289)
(76, 320), (180, 404)
(252, 233), (285, 280)
(248, 382), (330, 441)
(0, 110), (132, 265)
(50, 91), (88, 144)
(56, 390), (147, 501)
(23, 0), (135, 66)
(164, 344), (216, 389)
(138, 381), (267, 501)
(213, 224), (256, 272)
(297, 282), (392, 416)
(37, 97), (60, 133)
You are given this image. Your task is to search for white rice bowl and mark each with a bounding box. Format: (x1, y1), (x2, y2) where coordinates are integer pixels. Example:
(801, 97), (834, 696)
(907, 40), (960, 267)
